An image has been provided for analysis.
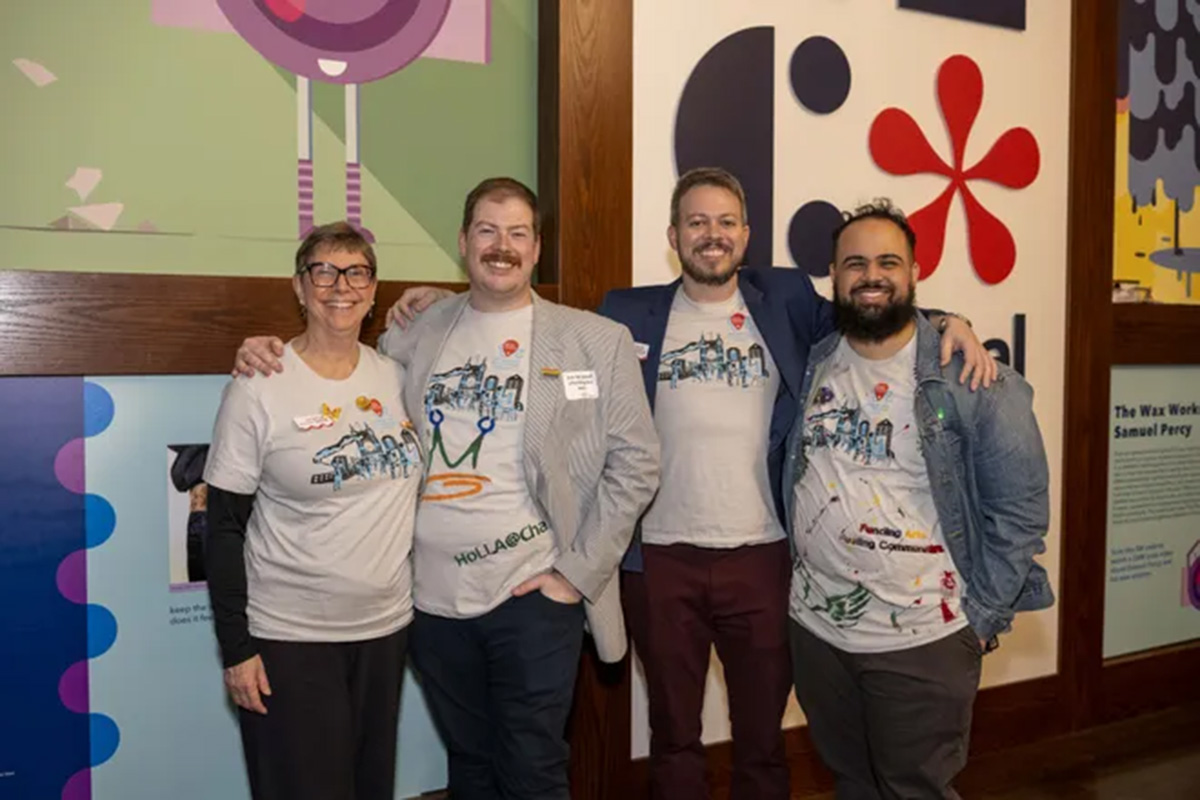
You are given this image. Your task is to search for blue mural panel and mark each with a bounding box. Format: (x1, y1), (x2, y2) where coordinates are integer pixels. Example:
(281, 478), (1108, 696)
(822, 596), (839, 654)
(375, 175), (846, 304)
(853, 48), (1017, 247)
(0, 378), (89, 799)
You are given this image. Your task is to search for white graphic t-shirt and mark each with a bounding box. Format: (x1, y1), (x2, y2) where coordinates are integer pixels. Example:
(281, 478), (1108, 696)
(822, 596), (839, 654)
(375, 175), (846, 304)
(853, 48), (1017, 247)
(414, 304), (558, 618)
(204, 343), (422, 642)
(789, 335), (967, 653)
(640, 287), (785, 548)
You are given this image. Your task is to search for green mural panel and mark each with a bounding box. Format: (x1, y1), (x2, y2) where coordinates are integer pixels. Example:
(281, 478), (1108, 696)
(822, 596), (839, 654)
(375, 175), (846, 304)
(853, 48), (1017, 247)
(0, 1), (537, 281)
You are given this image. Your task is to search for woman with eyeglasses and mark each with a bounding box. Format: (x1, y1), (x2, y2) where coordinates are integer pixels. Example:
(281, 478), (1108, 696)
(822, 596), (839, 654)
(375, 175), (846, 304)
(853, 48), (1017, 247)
(202, 222), (423, 800)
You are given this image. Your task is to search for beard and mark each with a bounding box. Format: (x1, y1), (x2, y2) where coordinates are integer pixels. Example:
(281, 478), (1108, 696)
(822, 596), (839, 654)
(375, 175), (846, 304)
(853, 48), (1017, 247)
(833, 281), (917, 342)
(678, 238), (740, 286)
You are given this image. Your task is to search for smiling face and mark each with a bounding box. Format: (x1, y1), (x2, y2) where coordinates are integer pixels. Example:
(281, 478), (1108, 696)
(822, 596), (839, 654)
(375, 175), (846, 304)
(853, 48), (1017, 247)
(831, 217), (919, 343)
(459, 194), (540, 311)
(668, 184), (750, 289)
(293, 245), (378, 336)
(216, 0), (452, 83)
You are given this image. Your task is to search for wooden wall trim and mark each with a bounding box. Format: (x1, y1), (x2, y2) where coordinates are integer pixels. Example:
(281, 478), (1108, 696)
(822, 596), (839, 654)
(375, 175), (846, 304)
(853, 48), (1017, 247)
(0, 271), (561, 376)
(1071, 0), (1200, 728)
(536, 0), (561, 290)
(538, 2), (636, 798)
(1060, 0), (1119, 732)
(539, 0), (634, 313)
(1100, 643), (1200, 723)
(1112, 304), (1200, 364)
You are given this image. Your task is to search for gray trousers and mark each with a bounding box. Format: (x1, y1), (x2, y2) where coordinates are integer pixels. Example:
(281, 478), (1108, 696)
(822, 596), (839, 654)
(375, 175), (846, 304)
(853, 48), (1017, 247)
(788, 619), (982, 800)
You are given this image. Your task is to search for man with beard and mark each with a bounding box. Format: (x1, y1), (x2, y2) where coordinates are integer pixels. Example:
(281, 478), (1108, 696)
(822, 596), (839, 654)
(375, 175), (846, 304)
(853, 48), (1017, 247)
(230, 177), (660, 799)
(374, 169), (994, 798)
(782, 200), (1052, 799)
(596, 170), (995, 800)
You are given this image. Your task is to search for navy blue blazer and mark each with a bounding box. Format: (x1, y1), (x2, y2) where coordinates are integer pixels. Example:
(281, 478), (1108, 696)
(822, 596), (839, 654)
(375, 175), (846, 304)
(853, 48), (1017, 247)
(597, 267), (835, 571)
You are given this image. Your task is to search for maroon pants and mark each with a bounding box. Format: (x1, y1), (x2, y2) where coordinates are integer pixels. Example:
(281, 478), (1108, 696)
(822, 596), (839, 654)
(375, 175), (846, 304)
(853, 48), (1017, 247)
(624, 540), (793, 800)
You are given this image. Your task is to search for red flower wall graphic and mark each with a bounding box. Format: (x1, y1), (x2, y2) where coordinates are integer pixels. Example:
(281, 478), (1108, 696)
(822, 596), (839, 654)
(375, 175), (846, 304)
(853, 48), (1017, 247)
(869, 55), (1040, 284)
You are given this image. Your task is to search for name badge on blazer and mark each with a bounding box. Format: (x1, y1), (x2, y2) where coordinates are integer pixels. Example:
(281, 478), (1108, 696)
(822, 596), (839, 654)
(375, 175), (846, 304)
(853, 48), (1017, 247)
(561, 370), (599, 400)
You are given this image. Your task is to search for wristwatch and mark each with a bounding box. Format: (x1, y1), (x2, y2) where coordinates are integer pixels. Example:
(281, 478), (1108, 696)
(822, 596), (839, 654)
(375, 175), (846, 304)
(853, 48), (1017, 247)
(937, 312), (972, 333)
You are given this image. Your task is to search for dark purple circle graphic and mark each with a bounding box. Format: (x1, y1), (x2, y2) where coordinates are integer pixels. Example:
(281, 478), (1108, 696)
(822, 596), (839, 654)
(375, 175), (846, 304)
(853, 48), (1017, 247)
(1189, 559), (1200, 610)
(790, 36), (851, 114)
(788, 200), (844, 277)
(217, 0), (452, 84)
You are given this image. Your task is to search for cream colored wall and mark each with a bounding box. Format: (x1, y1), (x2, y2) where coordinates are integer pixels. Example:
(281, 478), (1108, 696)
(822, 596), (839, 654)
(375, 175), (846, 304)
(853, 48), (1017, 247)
(631, 0), (1070, 757)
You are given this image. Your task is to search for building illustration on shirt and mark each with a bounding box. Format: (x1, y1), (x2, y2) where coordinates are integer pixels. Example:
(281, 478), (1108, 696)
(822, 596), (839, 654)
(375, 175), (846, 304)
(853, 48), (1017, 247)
(804, 398), (896, 465)
(425, 357), (525, 422)
(311, 422), (421, 492)
(657, 333), (768, 389)
(422, 354), (526, 502)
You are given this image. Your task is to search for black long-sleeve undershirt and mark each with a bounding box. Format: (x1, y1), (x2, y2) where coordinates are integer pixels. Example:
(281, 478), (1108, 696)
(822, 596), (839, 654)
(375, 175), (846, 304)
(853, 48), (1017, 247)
(204, 486), (257, 669)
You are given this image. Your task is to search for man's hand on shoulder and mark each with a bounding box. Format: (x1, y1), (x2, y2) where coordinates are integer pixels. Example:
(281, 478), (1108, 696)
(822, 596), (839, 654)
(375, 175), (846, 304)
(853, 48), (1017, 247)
(386, 286), (457, 330)
(938, 316), (997, 392)
(233, 337), (285, 378)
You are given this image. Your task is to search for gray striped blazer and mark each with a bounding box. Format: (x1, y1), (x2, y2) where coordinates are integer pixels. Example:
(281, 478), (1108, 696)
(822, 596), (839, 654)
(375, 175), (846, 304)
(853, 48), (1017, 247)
(378, 292), (660, 662)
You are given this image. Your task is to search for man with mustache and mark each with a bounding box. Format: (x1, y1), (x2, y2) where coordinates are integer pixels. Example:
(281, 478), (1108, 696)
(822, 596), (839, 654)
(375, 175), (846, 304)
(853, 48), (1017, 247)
(594, 169), (995, 799)
(782, 200), (1051, 799)
(380, 168), (995, 798)
(230, 177), (659, 800)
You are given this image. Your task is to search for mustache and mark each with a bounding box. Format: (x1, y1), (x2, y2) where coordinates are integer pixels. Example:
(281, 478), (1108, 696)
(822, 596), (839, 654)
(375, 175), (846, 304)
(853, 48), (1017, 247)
(482, 249), (521, 265)
(692, 237), (732, 254)
(851, 281), (894, 295)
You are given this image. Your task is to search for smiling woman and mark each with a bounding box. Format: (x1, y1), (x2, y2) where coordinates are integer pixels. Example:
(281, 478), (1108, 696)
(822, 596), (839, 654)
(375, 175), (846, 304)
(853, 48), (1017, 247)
(202, 221), (425, 799)
(292, 225), (380, 348)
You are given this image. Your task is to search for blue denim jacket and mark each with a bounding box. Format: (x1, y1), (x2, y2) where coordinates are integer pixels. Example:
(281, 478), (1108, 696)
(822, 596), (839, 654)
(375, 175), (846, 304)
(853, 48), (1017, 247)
(782, 315), (1054, 644)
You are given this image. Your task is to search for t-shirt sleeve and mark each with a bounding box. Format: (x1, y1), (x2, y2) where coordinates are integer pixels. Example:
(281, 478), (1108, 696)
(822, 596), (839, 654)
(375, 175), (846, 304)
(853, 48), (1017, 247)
(203, 378), (269, 495)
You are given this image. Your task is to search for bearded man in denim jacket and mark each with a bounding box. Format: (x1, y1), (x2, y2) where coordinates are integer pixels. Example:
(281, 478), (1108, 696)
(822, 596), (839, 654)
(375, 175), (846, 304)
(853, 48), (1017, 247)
(782, 200), (1053, 800)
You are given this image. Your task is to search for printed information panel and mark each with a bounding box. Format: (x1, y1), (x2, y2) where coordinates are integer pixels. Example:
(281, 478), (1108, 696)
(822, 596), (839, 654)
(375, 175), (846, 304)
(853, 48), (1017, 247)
(1104, 366), (1200, 658)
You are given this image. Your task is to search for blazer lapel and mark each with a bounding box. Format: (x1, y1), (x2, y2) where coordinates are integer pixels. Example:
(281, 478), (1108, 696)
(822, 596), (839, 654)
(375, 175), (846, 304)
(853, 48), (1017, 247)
(740, 273), (801, 402)
(642, 280), (678, 410)
(523, 295), (566, 474)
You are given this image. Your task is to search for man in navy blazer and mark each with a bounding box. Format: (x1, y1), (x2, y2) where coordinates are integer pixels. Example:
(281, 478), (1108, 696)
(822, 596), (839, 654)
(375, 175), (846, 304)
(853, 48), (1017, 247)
(602, 168), (994, 800)
(377, 168), (994, 800)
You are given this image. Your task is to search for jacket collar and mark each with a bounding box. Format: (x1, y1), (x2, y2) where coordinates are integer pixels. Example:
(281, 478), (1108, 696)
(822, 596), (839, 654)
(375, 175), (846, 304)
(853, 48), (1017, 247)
(647, 277), (682, 320)
(642, 278), (680, 409)
(808, 313), (945, 383)
(913, 313), (948, 385)
(738, 270), (802, 401)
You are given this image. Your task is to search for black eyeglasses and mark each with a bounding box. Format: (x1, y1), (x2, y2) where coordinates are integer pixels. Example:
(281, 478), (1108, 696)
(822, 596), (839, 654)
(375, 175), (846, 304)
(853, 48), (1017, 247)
(303, 262), (377, 288)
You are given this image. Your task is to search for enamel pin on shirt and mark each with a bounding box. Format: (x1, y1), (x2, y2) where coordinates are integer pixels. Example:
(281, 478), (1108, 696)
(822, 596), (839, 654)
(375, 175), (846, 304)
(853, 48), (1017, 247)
(356, 395), (384, 416)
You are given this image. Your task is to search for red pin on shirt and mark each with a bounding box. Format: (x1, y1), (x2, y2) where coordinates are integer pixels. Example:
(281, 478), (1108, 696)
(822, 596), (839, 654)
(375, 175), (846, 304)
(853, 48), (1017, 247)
(502, 339), (519, 357)
(731, 312), (746, 331)
(874, 382), (889, 401)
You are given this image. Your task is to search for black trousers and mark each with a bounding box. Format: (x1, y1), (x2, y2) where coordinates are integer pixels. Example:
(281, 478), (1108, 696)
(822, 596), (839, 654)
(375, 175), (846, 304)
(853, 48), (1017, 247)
(410, 592), (585, 800)
(789, 620), (982, 800)
(237, 627), (409, 800)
